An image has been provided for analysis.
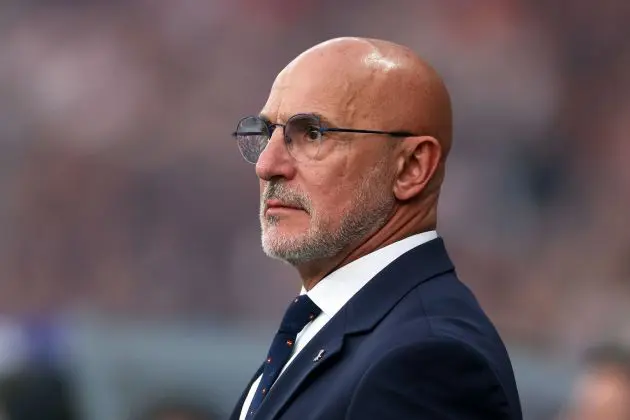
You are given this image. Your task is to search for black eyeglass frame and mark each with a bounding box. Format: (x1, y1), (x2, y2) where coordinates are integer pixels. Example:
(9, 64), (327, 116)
(232, 113), (417, 163)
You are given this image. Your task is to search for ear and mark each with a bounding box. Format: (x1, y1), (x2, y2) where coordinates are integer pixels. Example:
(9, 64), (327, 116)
(393, 136), (442, 201)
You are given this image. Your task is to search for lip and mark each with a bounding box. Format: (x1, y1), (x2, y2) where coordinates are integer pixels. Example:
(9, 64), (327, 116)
(265, 200), (304, 212)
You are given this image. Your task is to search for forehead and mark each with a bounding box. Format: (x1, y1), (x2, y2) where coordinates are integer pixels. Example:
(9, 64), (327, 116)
(261, 56), (371, 126)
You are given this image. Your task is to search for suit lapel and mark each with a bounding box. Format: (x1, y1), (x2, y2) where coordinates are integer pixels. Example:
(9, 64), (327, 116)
(253, 311), (347, 420)
(252, 238), (454, 420)
(229, 363), (265, 420)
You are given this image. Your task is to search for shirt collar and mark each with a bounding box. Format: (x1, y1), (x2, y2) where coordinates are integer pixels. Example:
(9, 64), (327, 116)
(301, 231), (438, 318)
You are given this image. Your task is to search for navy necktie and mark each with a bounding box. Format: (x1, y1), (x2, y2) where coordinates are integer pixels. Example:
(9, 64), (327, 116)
(246, 294), (322, 419)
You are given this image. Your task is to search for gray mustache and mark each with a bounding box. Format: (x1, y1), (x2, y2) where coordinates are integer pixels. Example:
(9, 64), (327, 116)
(263, 182), (312, 213)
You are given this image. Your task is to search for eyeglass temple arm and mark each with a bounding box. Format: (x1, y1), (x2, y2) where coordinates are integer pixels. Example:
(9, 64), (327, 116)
(322, 128), (413, 137)
(233, 128), (414, 137)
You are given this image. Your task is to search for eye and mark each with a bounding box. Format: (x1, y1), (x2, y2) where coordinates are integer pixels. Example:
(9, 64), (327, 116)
(305, 126), (322, 141)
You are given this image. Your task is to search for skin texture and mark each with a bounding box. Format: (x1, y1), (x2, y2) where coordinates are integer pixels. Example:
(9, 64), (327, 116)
(255, 37), (452, 290)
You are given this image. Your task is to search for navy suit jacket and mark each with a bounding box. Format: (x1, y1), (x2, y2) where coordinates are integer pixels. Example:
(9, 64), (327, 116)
(230, 238), (522, 419)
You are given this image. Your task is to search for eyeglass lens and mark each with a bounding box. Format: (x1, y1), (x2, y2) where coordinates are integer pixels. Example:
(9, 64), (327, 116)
(235, 114), (322, 163)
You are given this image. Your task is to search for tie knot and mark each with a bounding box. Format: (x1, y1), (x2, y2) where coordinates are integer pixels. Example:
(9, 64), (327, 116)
(278, 295), (321, 334)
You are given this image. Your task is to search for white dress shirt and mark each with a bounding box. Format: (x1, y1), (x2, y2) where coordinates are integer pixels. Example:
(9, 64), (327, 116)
(239, 230), (439, 419)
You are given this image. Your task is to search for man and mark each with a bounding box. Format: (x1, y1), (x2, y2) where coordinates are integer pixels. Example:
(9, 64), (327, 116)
(559, 342), (630, 420)
(230, 37), (522, 419)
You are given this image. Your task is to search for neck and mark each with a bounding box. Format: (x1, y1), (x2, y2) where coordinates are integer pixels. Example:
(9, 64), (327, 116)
(296, 200), (437, 291)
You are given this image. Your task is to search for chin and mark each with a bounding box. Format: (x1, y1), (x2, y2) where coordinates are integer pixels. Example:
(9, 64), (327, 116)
(261, 243), (303, 265)
(262, 217), (308, 236)
(261, 231), (311, 264)
(262, 229), (301, 251)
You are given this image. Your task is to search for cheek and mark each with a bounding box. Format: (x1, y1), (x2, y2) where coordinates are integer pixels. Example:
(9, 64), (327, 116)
(299, 164), (338, 204)
(299, 152), (363, 221)
(308, 179), (358, 224)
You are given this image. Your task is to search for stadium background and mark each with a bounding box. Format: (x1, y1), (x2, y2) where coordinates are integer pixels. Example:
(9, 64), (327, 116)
(0, 0), (629, 419)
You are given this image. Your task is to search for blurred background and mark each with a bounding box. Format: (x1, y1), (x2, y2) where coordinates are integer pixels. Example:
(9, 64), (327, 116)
(0, 0), (629, 419)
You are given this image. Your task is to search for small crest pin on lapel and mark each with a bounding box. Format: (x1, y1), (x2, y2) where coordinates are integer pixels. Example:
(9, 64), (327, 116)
(313, 349), (325, 363)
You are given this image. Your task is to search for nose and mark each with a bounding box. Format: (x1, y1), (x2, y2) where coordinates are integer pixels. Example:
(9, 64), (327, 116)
(255, 127), (297, 181)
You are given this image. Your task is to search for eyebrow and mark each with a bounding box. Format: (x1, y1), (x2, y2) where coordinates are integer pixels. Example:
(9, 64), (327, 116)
(310, 112), (338, 128)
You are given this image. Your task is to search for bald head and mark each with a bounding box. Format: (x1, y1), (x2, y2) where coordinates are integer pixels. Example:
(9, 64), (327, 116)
(268, 37), (452, 157)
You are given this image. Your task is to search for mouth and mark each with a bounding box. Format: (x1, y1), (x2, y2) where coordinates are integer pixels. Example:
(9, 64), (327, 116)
(265, 199), (306, 214)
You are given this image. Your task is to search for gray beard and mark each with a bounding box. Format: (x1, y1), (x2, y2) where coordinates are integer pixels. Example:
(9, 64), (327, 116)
(259, 165), (395, 266)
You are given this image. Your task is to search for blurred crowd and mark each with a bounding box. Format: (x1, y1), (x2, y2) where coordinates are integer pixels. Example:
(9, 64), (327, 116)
(0, 0), (629, 418)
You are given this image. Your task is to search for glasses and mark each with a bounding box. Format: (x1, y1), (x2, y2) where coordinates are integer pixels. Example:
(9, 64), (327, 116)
(232, 113), (414, 164)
